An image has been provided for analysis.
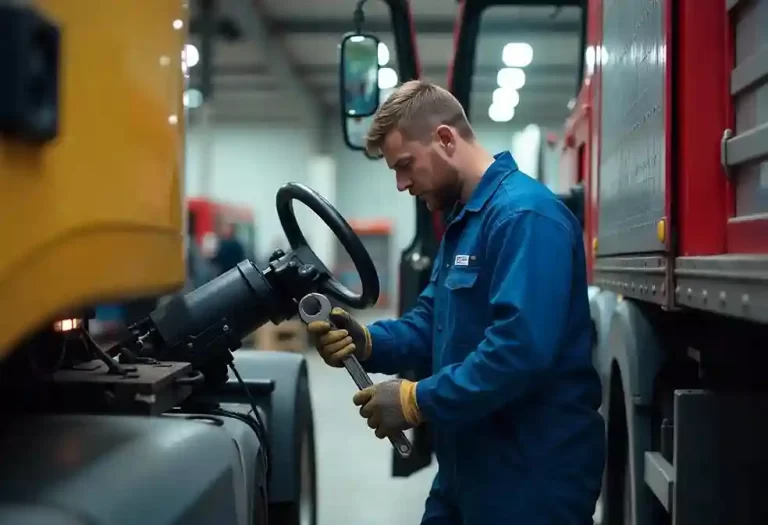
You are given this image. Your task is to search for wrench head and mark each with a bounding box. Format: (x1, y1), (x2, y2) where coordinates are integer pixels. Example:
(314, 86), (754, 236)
(298, 293), (332, 324)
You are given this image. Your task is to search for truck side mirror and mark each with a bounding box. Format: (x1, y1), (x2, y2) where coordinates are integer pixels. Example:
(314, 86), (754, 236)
(339, 33), (380, 119)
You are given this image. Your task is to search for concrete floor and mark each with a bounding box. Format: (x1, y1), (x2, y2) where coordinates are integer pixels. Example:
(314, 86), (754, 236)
(305, 311), (438, 525)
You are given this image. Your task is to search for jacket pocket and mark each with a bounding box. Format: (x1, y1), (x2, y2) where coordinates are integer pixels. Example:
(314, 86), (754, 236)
(443, 268), (484, 345)
(443, 268), (478, 290)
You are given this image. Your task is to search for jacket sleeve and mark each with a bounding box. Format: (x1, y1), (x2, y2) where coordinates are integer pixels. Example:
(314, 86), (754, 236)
(415, 211), (574, 424)
(362, 275), (436, 376)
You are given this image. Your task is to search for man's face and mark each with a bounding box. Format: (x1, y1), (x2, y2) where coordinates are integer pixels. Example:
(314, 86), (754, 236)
(380, 128), (460, 212)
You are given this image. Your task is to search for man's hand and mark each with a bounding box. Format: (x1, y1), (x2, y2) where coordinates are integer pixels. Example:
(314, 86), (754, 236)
(353, 379), (422, 439)
(306, 307), (372, 367)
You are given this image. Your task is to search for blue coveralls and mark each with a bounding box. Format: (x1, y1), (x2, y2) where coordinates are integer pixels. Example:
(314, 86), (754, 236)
(364, 152), (605, 524)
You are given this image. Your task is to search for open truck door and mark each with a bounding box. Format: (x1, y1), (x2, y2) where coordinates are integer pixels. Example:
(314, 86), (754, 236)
(450, 0), (587, 202)
(338, 0), (439, 477)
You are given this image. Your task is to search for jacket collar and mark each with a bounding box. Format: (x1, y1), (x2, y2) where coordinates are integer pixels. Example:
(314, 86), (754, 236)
(448, 151), (518, 223)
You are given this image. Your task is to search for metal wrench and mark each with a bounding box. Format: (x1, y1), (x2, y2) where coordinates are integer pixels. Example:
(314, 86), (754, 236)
(298, 292), (413, 458)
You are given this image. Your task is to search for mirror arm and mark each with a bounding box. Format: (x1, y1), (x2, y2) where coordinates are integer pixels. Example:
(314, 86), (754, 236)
(353, 0), (369, 33)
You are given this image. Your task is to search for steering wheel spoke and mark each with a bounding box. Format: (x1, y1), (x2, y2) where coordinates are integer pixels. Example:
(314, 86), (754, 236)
(275, 183), (380, 309)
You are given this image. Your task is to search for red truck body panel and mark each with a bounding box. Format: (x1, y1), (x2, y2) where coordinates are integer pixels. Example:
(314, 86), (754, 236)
(556, 0), (768, 320)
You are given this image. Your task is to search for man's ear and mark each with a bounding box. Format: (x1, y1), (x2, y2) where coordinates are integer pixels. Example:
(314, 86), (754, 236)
(434, 125), (456, 153)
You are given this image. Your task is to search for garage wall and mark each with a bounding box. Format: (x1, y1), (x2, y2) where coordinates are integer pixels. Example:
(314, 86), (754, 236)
(185, 124), (317, 260)
(185, 120), (565, 303)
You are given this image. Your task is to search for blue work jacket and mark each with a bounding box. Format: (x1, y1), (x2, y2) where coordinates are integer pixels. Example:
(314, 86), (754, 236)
(365, 152), (605, 524)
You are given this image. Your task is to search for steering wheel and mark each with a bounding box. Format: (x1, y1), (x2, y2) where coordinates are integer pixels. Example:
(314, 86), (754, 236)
(275, 182), (380, 309)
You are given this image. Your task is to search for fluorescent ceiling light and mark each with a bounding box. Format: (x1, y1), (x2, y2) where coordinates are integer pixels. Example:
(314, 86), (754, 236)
(502, 43), (533, 68)
(378, 67), (398, 89)
(378, 42), (390, 66)
(492, 88), (520, 109)
(183, 44), (199, 68)
(350, 35), (365, 43)
(497, 67), (526, 90)
(488, 103), (515, 123)
(183, 89), (204, 109)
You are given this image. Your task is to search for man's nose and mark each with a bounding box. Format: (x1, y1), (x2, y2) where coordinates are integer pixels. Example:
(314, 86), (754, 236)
(396, 174), (411, 192)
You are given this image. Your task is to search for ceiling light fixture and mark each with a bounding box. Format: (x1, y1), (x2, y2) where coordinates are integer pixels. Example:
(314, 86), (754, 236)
(183, 88), (204, 109)
(492, 88), (520, 108)
(488, 103), (515, 123)
(502, 43), (533, 68)
(497, 67), (526, 90)
(183, 43), (199, 68)
(378, 42), (390, 66)
(378, 67), (398, 89)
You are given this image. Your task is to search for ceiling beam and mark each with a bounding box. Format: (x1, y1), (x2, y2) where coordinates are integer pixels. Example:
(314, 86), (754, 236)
(211, 80), (577, 98)
(223, 0), (325, 147)
(271, 18), (581, 35)
(212, 63), (580, 78)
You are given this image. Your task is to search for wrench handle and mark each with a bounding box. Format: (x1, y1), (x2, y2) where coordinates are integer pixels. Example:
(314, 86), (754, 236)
(341, 353), (373, 389)
(342, 354), (413, 459)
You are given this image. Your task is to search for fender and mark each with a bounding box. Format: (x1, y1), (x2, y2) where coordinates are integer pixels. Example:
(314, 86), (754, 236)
(603, 299), (665, 525)
(588, 287), (618, 405)
(229, 351), (313, 505)
(607, 299), (664, 407)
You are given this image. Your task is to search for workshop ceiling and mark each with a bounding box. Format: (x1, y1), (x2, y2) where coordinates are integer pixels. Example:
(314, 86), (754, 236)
(187, 0), (583, 128)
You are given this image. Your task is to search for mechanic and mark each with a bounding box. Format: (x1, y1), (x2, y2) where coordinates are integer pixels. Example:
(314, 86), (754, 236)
(211, 221), (247, 276)
(308, 80), (605, 524)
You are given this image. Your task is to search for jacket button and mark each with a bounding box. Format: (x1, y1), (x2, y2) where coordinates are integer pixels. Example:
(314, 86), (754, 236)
(437, 324), (443, 331)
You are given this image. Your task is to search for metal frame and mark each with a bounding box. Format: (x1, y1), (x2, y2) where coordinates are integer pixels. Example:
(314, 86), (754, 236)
(593, 255), (670, 307)
(644, 390), (768, 525)
(674, 255), (768, 324)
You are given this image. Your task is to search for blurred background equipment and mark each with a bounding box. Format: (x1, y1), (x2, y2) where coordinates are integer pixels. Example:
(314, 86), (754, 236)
(335, 219), (393, 310)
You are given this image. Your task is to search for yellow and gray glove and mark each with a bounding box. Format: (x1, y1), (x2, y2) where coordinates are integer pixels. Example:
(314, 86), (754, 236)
(306, 307), (372, 367)
(353, 379), (422, 439)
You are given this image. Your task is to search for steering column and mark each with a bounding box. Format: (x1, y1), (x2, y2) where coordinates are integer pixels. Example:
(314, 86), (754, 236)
(113, 182), (380, 386)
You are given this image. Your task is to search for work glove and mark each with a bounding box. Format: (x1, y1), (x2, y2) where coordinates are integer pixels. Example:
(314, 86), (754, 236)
(353, 379), (422, 439)
(306, 307), (372, 367)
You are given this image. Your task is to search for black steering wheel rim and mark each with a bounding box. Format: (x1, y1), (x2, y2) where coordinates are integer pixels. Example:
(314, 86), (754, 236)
(275, 182), (380, 309)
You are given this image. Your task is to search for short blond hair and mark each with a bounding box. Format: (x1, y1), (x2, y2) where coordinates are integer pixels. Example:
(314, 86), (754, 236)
(365, 80), (473, 157)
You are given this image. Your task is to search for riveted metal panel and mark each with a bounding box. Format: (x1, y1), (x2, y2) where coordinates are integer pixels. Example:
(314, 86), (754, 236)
(593, 254), (669, 305)
(674, 255), (768, 323)
(598, 0), (667, 255)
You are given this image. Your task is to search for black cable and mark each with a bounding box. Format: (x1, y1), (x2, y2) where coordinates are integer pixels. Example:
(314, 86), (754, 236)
(225, 362), (271, 476)
(211, 391), (270, 525)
